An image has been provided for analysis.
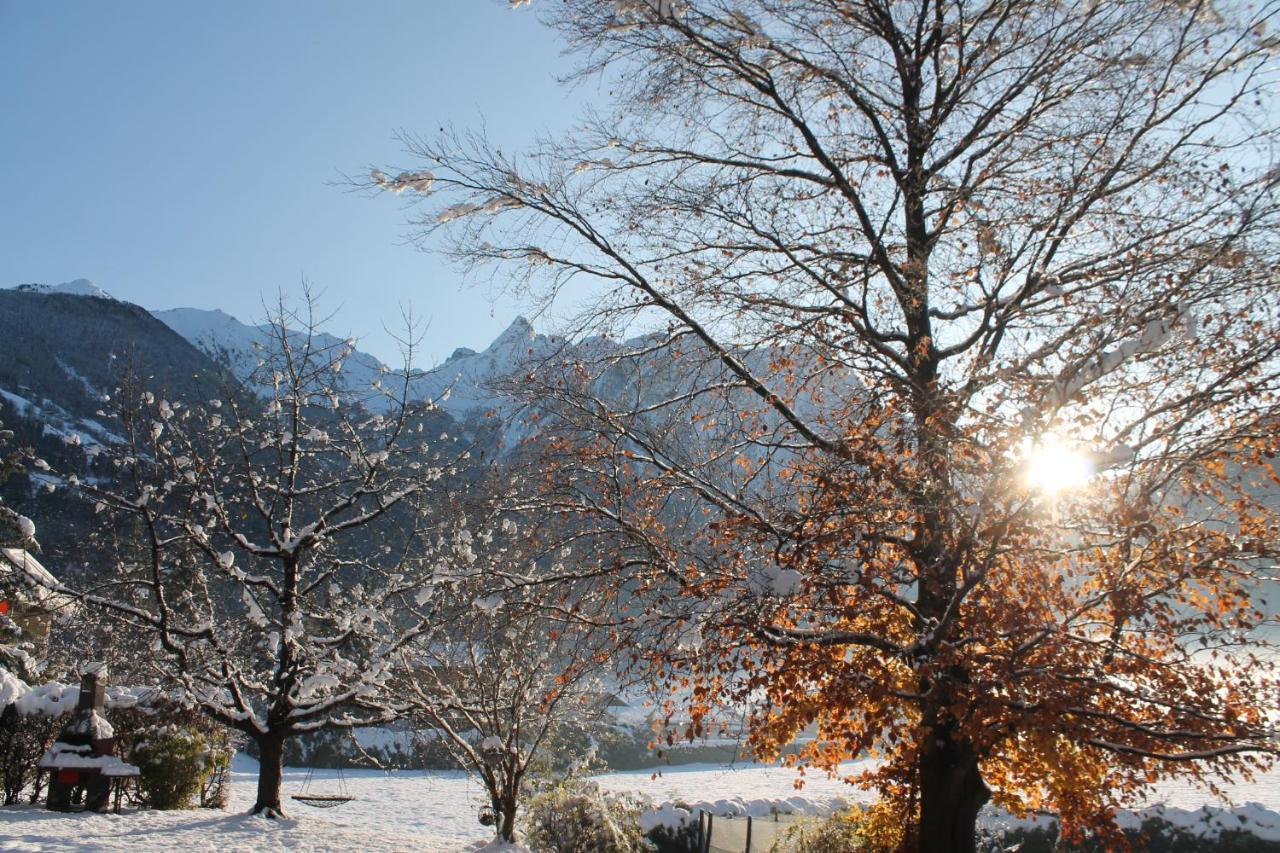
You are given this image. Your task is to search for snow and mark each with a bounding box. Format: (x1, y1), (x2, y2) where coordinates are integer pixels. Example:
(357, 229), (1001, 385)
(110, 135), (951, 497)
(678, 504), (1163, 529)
(0, 756), (1276, 851)
(749, 564), (803, 596)
(473, 594), (504, 615)
(0, 667), (28, 708)
(9, 279), (115, 300)
(462, 840), (532, 852)
(0, 807), (435, 852)
(638, 802), (692, 832)
(0, 387), (34, 416)
(39, 741), (138, 777)
(373, 169), (434, 194)
(0, 386), (121, 448)
(350, 725), (415, 754)
(0, 548), (73, 610)
(151, 307), (399, 414)
(63, 709), (116, 740)
(0, 548), (58, 588)
(5, 676), (165, 717)
(1048, 307), (1194, 406)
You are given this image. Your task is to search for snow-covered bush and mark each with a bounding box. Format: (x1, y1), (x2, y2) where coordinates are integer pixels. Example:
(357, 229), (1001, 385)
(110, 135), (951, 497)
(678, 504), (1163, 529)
(772, 809), (869, 853)
(0, 669), (231, 808)
(520, 780), (649, 853)
(0, 699), (63, 805)
(131, 725), (221, 810)
(641, 803), (699, 853)
(982, 816), (1280, 853)
(198, 735), (232, 808)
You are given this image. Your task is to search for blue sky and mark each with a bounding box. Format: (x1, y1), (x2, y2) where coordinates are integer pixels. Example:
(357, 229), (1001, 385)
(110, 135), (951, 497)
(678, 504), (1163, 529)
(0, 1), (588, 365)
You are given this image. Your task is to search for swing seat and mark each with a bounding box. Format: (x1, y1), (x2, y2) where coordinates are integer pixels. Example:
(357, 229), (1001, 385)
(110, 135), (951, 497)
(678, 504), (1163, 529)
(291, 793), (355, 808)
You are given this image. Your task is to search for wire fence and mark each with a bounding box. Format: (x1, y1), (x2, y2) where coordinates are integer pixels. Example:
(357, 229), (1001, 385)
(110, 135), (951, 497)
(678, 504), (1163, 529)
(694, 809), (809, 853)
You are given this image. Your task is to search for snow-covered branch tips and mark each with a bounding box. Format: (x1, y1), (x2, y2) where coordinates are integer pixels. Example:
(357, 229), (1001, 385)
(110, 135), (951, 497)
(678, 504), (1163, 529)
(68, 297), (474, 815)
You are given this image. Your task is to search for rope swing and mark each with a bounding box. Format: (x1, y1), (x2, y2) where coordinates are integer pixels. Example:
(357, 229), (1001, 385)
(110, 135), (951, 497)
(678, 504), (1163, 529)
(291, 766), (355, 808)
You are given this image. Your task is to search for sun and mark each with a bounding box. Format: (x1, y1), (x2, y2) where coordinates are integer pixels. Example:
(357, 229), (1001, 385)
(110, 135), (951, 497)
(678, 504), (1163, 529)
(1021, 432), (1094, 496)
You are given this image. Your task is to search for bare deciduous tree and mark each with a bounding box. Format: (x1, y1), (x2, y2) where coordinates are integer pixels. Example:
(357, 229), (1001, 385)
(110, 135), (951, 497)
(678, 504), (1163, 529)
(374, 1), (1280, 849)
(60, 296), (462, 815)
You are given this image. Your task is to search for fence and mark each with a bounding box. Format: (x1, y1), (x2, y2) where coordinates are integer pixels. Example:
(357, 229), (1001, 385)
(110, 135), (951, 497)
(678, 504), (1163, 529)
(694, 809), (808, 853)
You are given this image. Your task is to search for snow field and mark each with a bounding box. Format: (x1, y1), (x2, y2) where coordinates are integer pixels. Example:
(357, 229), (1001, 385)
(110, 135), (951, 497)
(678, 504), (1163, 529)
(0, 755), (1277, 851)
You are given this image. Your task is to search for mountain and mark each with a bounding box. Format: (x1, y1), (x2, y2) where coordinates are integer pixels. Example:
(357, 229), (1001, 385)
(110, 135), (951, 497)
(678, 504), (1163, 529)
(0, 286), (230, 447)
(1, 280), (544, 438)
(7, 281), (854, 449)
(0, 284), (241, 579)
(152, 306), (557, 421)
(151, 306), (395, 411)
(408, 316), (569, 417)
(11, 279), (116, 300)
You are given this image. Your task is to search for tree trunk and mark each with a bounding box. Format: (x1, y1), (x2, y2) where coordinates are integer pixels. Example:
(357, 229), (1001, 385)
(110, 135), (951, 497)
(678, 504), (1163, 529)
(252, 730), (286, 817)
(498, 791), (518, 843)
(918, 718), (989, 853)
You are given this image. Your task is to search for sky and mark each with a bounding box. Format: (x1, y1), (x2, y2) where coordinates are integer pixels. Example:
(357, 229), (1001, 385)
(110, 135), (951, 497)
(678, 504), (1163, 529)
(0, 1), (590, 366)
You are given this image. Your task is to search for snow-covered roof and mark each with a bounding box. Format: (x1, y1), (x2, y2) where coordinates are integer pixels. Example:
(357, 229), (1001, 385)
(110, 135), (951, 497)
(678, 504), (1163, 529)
(0, 548), (74, 610)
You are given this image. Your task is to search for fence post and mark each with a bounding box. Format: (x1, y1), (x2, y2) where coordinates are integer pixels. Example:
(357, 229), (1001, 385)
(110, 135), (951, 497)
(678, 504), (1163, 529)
(745, 814), (753, 852)
(697, 810), (705, 852)
(704, 813), (714, 853)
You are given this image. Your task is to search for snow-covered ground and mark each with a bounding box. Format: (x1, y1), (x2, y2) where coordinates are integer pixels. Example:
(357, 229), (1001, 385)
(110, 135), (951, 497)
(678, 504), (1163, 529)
(1, 755), (1278, 852)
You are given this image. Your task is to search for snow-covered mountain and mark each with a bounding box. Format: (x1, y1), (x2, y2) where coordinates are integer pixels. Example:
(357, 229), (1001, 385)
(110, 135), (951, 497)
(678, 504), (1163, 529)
(408, 316), (572, 417)
(0, 284), (225, 433)
(7, 279), (849, 453)
(12, 279), (115, 300)
(4, 280), (567, 424)
(151, 307), (551, 420)
(152, 306), (397, 410)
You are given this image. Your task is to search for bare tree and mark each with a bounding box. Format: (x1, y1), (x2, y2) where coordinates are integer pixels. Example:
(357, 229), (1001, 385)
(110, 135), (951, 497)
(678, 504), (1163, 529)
(56, 295), (463, 815)
(383, 458), (621, 845)
(402, 584), (612, 844)
(373, 1), (1280, 849)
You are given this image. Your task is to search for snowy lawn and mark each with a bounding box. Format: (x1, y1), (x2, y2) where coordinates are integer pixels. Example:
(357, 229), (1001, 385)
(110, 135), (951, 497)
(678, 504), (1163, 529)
(1, 754), (1278, 851)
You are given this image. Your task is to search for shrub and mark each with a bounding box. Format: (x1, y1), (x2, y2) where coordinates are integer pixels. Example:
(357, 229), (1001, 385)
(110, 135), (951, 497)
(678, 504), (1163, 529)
(130, 725), (217, 810)
(0, 671), (236, 809)
(0, 702), (64, 805)
(988, 820), (1280, 853)
(771, 809), (869, 853)
(198, 735), (232, 809)
(521, 779), (650, 853)
(645, 812), (699, 853)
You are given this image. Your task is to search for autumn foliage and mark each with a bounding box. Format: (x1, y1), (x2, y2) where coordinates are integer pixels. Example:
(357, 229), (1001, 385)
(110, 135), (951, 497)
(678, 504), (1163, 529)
(381, 0), (1280, 848)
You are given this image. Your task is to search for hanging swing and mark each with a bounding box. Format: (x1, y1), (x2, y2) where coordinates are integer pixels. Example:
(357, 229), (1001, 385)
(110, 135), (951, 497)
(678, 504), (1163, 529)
(291, 766), (355, 808)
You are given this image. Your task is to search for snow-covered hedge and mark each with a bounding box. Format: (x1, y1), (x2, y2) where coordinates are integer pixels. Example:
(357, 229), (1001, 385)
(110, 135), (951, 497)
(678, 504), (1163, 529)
(637, 795), (1280, 851)
(0, 667), (232, 809)
(983, 801), (1280, 848)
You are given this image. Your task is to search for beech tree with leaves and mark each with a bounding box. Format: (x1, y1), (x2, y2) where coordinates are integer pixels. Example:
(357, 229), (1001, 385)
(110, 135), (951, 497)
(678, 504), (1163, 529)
(375, 0), (1280, 849)
(57, 297), (466, 816)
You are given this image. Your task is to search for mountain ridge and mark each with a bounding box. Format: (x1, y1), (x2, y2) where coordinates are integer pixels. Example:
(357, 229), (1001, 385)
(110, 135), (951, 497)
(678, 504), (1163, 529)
(8, 281), (542, 420)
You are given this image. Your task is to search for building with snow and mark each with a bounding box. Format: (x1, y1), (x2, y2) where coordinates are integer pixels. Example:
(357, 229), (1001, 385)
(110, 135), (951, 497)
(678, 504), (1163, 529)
(0, 547), (74, 655)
